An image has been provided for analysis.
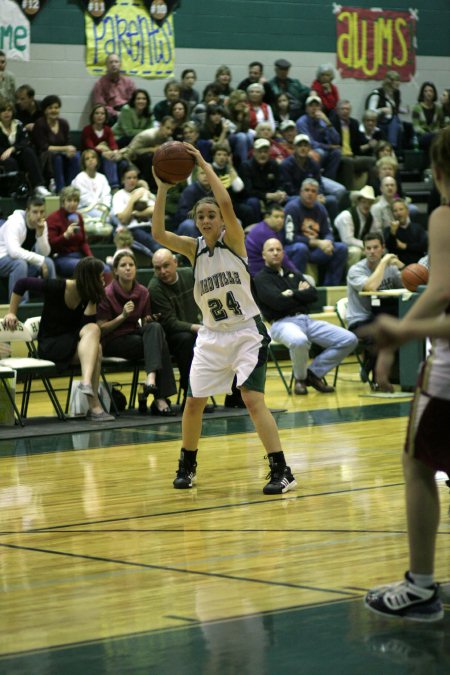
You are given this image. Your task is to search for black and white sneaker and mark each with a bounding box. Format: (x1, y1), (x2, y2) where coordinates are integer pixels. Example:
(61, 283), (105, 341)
(263, 463), (297, 495)
(364, 572), (444, 622)
(173, 458), (197, 489)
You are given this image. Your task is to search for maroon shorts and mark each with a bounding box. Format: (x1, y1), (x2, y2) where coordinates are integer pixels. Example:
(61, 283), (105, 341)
(405, 389), (450, 473)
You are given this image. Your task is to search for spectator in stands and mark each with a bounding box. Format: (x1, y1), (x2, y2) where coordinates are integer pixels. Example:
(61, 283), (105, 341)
(169, 99), (190, 141)
(0, 195), (56, 302)
(237, 61), (273, 104)
(4, 256), (114, 421)
(383, 198), (428, 266)
(273, 92), (300, 126)
(191, 83), (221, 127)
(247, 83), (275, 131)
(246, 203), (299, 277)
(239, 137), (287, 222)
(283, 178), (348, 285)
(81, 104), (122, 189)
(441, 88), (450, 127)
(412, 82), (443, 156)
(375, 140), (396, 160)
(311, 64), (340, 117)
(252, 121), (290, 163)
(366, 70), (403, 150)
(346, 232), (404, 389)
(370, 175), (398, 231)
(0, 98), (49, 196)
(199, 103), (229, 144)
(112, 89), (153, 148)
(15, 85), (43, 133)
(210, 141), (253, 226)
(358, 110), (384, 156)
(0, 51), (15, 103)
(332, 99), (376, 189)
(149, 248), (201, 404)
(269, 59), (310, 119)
(92, 53), (136, 125)
(277, 119), (297, 155)
(97, 251), (177, 416)
(334, 185), (378, 267)
(111, 166), (159, 259)
(153, 79), (182, 123)
(71, 149), (112, 236)
(296, 94), (342, 180)
(47, 186), (94, 278)
(212, 65), (234, 105)
(32, 95), (80, 193)
(182, 121), (212, 161)
(172, 166), (211, 236)
(121, 116), (175, 188)
(180, 69), (200, 109)
(368, 156), (405, 198)
(280, 133), (345, 223)
(225, 89), (252, 165)
(254, 238), (357, 394)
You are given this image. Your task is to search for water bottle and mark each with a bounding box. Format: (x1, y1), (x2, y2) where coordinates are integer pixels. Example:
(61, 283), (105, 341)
(412, 133), (419, 151)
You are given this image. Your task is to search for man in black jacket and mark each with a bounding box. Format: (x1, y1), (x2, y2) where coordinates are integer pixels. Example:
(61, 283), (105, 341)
(238, 138), (287, 221)
(254, 238), (358, 394)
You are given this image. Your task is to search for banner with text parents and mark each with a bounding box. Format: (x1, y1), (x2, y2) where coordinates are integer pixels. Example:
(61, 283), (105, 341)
(335, 6), (417, 81)
(85, 0), (175, 78)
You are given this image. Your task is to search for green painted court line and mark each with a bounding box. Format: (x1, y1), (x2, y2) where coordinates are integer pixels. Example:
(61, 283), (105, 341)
(0, 402), (411, 458)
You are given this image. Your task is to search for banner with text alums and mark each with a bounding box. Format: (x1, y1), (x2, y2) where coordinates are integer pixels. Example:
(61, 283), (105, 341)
(1, 0), (30, 60)
(85, 0), (175, 78)
(335, 6), (417, 81)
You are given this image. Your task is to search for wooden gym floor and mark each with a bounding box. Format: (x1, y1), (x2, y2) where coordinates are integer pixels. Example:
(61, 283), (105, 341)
(0, 361), (449, 674)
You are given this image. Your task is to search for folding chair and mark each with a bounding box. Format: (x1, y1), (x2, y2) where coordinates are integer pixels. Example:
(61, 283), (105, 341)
(0, 319), (66, 425)
(23, 317), (116, 416)
(333, 298), (372, 387)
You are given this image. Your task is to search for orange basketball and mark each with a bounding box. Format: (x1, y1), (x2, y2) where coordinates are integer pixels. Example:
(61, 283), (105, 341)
(153, 141), (195, 184)
(401, 263), (429, 292)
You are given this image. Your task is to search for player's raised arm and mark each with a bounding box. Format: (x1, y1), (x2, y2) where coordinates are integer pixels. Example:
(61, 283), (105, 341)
(151, 169), (197, 262)
(183, 143), (244, 253)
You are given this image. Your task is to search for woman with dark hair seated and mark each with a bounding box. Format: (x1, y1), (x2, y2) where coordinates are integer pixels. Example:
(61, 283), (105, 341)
(412, 81), (443, 157)
(169, 99), (191, 141)
(191, 83), (222, 127)
(97, 251), (177, 416)
(81, 103), (123, 188)
(3, 257), (114, 421)
(199, 103), (229, 144)
(31, 94), (80, 193)
(0, 97), (49, 196)
(112, 89), (153, 148)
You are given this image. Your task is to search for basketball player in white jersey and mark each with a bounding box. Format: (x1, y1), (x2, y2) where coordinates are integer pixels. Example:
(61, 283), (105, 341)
(364, 127), (450, 622)
(151, 144), (297, 495)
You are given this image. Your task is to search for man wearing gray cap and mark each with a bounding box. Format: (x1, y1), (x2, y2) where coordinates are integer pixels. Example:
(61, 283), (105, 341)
(296, 94), (342, 180)
(269, 59), (310, 118)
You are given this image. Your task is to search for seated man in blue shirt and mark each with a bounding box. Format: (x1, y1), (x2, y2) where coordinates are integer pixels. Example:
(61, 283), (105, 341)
(283, 178), (348, 285)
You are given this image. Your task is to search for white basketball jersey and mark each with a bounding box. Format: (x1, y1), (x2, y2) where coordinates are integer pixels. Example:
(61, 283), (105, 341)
(193, 234), (261, 331)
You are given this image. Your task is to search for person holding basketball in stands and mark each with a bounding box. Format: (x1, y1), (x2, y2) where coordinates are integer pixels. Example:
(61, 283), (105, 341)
(151, 143), (297, 495)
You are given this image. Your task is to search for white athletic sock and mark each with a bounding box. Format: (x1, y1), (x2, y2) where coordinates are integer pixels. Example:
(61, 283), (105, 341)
(409, 571), (434, 588)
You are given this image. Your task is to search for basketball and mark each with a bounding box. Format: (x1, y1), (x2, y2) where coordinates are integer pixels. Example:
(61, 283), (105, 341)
(401, 263), (429, 292)
(153, 141), (196, 184)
